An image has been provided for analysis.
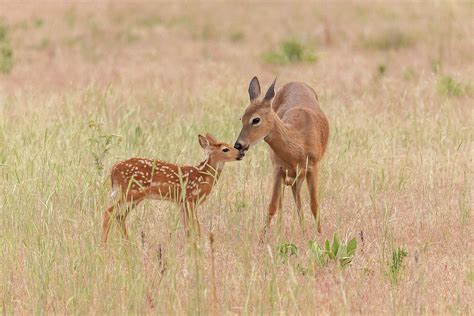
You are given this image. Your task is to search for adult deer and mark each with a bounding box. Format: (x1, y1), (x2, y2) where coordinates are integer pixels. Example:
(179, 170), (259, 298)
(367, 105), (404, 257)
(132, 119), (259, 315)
(102, 134), (243, 244)
(234, 77), (329, 234)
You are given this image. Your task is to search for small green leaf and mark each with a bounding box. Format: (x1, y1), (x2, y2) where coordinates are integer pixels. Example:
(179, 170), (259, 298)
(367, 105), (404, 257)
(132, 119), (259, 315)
(347, 238), (357, 256)
(327, 251), (336, 260)
(337, 246), (347, 260)
(325, 239), (331, 252)
(332, 234), (340, 257)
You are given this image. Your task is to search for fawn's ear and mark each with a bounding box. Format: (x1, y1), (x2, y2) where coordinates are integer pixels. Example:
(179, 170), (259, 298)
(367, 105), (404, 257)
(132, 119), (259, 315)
(198, 134), (210, 149)
(205, 133), (218, 145)
(248, 76), (261, 101)
(263, 77), (277, 102)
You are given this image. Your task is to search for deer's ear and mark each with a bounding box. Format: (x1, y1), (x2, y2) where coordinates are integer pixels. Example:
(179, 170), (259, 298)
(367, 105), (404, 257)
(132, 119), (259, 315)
(263, 77), (277, 102)
(198, 134), (210, 149)
(248, 76), (261, 101)
(205, 133), (218, 145)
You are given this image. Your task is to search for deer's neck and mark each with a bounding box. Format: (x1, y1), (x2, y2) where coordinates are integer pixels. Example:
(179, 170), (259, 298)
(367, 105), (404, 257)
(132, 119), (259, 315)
(264, 111), (304, 163)
(197, 155), (224, 184)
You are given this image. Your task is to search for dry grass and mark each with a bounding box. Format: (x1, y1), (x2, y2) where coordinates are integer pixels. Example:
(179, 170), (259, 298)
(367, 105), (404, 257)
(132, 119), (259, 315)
(1, 1), (473, 314)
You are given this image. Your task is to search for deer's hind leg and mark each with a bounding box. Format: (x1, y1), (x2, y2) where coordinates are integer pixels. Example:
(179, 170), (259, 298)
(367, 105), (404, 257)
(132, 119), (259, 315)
(306, 165), (321, 233)
(102, 193), (144, 244)
(291, 175), (305, 231)
(117, 193), (145, 241)
(102, 201), (133, 244)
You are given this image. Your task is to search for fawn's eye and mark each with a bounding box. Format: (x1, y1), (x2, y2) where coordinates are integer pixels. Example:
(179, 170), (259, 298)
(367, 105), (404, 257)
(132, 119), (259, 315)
(222, 148), (230, 153)
(251, 117), (261, 125)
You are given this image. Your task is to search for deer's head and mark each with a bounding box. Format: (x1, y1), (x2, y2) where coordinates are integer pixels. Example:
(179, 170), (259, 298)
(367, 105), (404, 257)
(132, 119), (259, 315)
(199, 133), (244, 162)
(234, 77), (276, 152)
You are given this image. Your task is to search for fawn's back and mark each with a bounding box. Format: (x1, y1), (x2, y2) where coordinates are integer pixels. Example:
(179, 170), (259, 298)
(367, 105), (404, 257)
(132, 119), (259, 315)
(111, 157), (215, 204)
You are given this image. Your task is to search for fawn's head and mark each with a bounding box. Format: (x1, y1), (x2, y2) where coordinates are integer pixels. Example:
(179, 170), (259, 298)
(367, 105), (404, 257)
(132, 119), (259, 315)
(234, 77), (276, 152)
(199, 133), (244, 162)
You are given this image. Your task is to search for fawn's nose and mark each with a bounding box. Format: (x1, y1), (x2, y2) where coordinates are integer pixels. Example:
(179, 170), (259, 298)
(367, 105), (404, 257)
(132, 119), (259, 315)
(234, 142), (243, 150)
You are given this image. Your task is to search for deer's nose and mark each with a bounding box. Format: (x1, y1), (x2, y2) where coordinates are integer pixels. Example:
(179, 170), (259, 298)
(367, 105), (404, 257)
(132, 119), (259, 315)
(234, 142), (243, 150)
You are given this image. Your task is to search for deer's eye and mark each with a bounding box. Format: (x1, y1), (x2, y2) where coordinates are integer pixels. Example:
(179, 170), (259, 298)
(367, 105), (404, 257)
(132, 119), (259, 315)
(222, 148), (230, 153)
(252, 117), (261, 125)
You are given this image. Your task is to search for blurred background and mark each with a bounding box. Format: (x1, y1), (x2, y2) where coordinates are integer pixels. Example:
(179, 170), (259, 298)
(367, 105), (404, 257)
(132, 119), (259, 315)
(1, 1), (472, 97)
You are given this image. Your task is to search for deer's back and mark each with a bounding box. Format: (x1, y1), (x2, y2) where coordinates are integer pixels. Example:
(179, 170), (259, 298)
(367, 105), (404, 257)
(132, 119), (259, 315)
(110, 158), (212, 202)
(272, 82), (322, 117)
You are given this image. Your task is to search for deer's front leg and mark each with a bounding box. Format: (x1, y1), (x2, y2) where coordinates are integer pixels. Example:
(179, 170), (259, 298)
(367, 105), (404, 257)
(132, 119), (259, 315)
(266, 168), (285, 226)
(188, 200), (201, 237)
(259, 169), (285, 243)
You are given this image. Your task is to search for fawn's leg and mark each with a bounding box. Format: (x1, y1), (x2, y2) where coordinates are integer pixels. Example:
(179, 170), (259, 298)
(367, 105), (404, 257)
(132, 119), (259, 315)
(116, 196), (144, 241)
(115, 202), (131, 240)
(180, 204), (190, 237)
(306, 165), (321, 233)
(102, 205), (115, 245)
(116, 210), (130, 241)
(183, 200), (200, 237)
(291, 175), (305, 230)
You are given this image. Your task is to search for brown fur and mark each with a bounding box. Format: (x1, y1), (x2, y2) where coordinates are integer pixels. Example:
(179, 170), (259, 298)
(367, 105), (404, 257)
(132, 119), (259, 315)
(102, 133), (242, 244)
(235, 78), (329, 233)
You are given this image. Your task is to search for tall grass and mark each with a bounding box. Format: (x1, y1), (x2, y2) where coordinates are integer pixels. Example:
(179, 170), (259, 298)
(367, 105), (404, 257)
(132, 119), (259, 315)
(1, 81), (472, 313)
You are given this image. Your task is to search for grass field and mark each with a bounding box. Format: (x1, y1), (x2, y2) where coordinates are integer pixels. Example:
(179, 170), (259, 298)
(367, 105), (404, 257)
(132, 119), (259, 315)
(1, 1), (473, 314)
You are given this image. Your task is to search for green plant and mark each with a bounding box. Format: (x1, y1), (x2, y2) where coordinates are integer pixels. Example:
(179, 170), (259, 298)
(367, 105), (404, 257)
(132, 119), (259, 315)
(309, 234), (357, 268)
(0, 23), (6, 41)
(261, 39), (317, 65)
(308, 240), (328, 267)
(281, 40), (304, 63)
(437, 75), (464, 96)
(363, 29), (412, 50)
(431, 59), (441, 73)
(32, 18), (44, 28)
(261, 51), (287, 65)
(137, 16), (162, 28)
(403, 68), (416, 80)
(377, 64), (386, 77)
(0, 22), (13, 74)
(0, 41), (13, 74)
(88, 120), (121, 172)
(388, 247), (408, 284)
(229, 31), (244, 42)
(276, 242), (297, 263)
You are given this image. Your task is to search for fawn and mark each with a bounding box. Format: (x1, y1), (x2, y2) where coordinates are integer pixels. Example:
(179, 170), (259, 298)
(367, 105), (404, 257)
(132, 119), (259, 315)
(102, 133), (244, 244)
(234, 77), (329, 235)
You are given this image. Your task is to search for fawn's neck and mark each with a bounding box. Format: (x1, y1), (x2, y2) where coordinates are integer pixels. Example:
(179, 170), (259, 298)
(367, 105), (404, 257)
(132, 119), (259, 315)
(196, 155), (224, 184)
